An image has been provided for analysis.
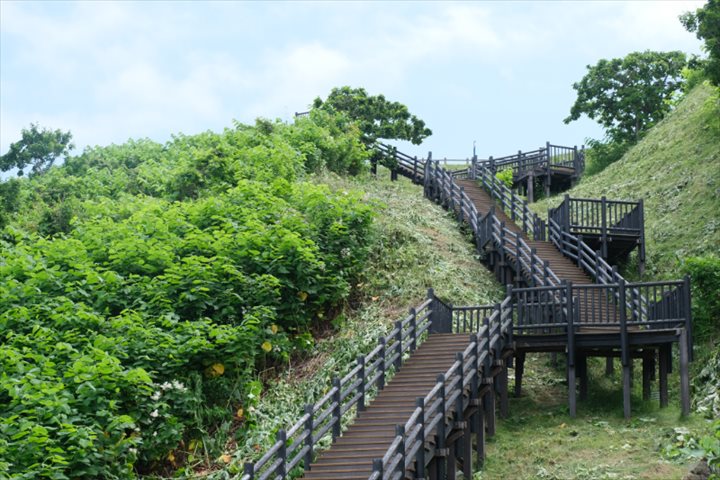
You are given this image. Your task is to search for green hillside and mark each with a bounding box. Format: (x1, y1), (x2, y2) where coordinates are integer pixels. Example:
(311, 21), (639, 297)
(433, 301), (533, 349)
(533, 83), (720, 280)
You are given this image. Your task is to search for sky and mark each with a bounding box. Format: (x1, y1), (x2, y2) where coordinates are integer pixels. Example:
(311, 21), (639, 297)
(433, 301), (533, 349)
(0, 1), (706, 164)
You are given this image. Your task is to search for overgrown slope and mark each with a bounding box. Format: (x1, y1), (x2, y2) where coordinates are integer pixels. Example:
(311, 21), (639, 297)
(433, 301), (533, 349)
(533, 84), (720, 279)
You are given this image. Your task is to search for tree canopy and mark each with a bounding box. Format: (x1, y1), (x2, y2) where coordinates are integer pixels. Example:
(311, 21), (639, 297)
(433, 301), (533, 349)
(681, 0), (720, 87)
(564, 50), (687, 143)
(312, 86), (432, 145)
(0, 123), (74, 176)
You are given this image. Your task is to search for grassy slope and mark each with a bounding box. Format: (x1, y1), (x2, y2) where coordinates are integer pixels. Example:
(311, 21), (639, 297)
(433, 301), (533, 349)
(532, 83), (720, 280)
(211, 171), (502, 477)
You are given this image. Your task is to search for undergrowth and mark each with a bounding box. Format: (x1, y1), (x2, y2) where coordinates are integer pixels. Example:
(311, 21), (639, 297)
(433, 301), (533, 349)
(206, 170), (502, 478)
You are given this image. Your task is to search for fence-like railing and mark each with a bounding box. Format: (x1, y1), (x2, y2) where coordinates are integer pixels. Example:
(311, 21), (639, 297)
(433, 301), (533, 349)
(368, 298), (513, 480)
(240, 294), (435, 480)
(548, 194), (645, 261)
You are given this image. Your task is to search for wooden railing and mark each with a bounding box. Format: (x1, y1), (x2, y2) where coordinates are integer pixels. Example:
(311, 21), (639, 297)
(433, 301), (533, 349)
(368, 298), (513, 479)
(426, 162), (560, 288)
(548, 195), (645, 261)
(240, 293), (436, 480)
(476, 166), (547, 240)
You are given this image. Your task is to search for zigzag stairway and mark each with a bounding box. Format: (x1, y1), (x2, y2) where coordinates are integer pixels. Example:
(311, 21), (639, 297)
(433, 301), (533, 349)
(240, 143), (692, 480)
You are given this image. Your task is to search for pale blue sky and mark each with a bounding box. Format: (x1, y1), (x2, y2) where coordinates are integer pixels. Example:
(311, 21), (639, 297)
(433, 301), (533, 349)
(0, 1), (704, 163)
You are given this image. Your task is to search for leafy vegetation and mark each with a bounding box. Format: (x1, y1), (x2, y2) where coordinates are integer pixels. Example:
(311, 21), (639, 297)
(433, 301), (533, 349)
(0, 123), (74, 176)
(0, 115), (376, 477)
(681, 0), (720, 87)
(312, 86), (432, 146)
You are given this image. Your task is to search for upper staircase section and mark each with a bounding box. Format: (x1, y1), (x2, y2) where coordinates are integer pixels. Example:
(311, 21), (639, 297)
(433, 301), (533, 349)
(375, 141), (585, 201)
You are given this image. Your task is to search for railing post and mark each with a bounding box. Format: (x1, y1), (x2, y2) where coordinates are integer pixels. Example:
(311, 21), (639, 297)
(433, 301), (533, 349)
(437, 373), (447, 479)
(577, 234), (583, 268)
(530, 248), (537, 286)
(638, 198), (646, 275)
(510, 193), (516, 221)
(566, 281), (576, 418)
(601, 196), (608, 258)
(332, 377), (341, 440)
(683, 275), (693, 362)
(357, 355), (366, 412)
(409, 307), (418, 352)
(394, 320), (403, 369)
(415, 397), (426, 478)
(455, 352), (465, 419)
(244, 463), (254, 480)
(619, 278), (631, 419)
(396, 424), (406, 477)
(563, 194), (571, 233)
(459, 187), (465, 223)
(304, 404), (314, 470)
(505, 285), (514, 346)
(543, 260), (551, 287)
(372, 458), (383, 477)
(489, 156), (495, 174)
(378, 337), (386, 390)
(277, 429), (287, 478)
(471, 154), (478, 180)
(413, 155), (418, 183)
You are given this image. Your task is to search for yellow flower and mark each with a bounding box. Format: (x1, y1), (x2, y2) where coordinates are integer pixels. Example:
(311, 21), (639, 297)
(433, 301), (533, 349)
(205, 363), (225, 377)
(261, 341), (272, 353)
(297, 291), (308, 301)
(270, 324), (278, 334)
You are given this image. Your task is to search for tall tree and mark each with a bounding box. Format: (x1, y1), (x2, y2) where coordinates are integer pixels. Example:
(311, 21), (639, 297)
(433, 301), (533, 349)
(312, 87), (432, 145)
(1, 123), (74, 176)
(681, 0), (720, 87)
(564, 51), (687, 143)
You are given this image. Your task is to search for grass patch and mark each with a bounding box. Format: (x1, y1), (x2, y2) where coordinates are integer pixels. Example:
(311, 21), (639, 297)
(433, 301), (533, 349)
(202, 170), (502, 478)
(531, 83), (720, 281)
(476, 355), (713, 480)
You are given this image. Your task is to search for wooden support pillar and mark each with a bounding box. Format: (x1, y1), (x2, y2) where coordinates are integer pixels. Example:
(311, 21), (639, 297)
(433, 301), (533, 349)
(578, 353), (588, 401)
(475, 397), (486, 466)
(527, 173), (534, 203)
(462, 421), (472, 479)
(515, 352), (525, 397)
(485, 383), (496, 437)
(499, 362), (509, 418)
(428, 458), (438, 480)
(642, 350), (653, 401)
(447, 442), (457, 480)
(622, 364), (632, 420)
(605, 356), (614, 376)
(679, 328), (691, 417)
(568, 364), (577, 418)
(659, 344), (669, 408)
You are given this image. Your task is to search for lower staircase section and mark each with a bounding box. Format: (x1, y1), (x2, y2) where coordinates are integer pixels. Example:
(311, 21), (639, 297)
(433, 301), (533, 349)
(304, 334), (479, 480)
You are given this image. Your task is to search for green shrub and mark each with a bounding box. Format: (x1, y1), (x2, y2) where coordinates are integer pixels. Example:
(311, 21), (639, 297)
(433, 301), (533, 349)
(495, 167), (513, 188)
(584, 138), (631, 176)
(682, 255), (720, 340)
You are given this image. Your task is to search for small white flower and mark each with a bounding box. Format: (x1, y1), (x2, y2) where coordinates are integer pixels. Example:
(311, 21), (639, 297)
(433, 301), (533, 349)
(150, 409), (159, 418)
(171, 380), (186, 391)
(151, 391), (161, 401)
(160, 382), (172, 390)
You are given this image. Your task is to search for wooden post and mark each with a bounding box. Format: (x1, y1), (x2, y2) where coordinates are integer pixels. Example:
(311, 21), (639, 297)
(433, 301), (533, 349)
(679, 328), (691, 417)
(515, 352), (525, 397)
(409, 307), (417, 352)
(483, 319), (496, 437)
(566, 281), (577, 418)
(436, 373), (448, 480)
(415, 397), (426, 478)
(304, 405), (314, 470)
(394, 320), (402, 370)
(357, 355), (366, 412)
(413, 156), (418, 183)
(683, 275), (693, 362)
(527, 172), (534, 203)
(332, 377), (341, 440)
(545, 141), (551, 197)
(642, 350), (653, 401)
(378, 337), (386, 390)
(396, 424), (406, 478)
(659, 344), (669, 408)
(605, 356), (614, 376)
(619, 279), (631, 419)
(277, 429), (287, 478)
(244, 463), (254, 480)
(601, 196), (608, 259)
(638, 198), (646, 275)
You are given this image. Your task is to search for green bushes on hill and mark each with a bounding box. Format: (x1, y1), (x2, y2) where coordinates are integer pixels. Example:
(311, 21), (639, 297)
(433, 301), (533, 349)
(0, 115), (373, 477)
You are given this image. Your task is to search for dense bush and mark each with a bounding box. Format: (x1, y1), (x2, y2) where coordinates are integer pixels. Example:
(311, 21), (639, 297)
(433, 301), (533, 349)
(682, 255), (720, 340)
(583, 138), (632, 176)
(0, 114), (374, 477)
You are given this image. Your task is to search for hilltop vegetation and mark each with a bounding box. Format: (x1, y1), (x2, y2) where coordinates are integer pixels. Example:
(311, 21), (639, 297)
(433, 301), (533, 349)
(0, 112), (377, 477)
(534, 83), (720, 280)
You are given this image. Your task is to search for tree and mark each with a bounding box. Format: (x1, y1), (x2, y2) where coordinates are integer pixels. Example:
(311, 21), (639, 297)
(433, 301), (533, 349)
(312, 87), (432, 145)
(681, 0), (720, 87)
(1, 123), (74, 176)
(564, 51), (687, 143)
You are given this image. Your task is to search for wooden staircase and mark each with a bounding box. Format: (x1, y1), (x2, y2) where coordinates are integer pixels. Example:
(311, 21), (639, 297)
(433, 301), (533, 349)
(302, 334), (484, 480)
